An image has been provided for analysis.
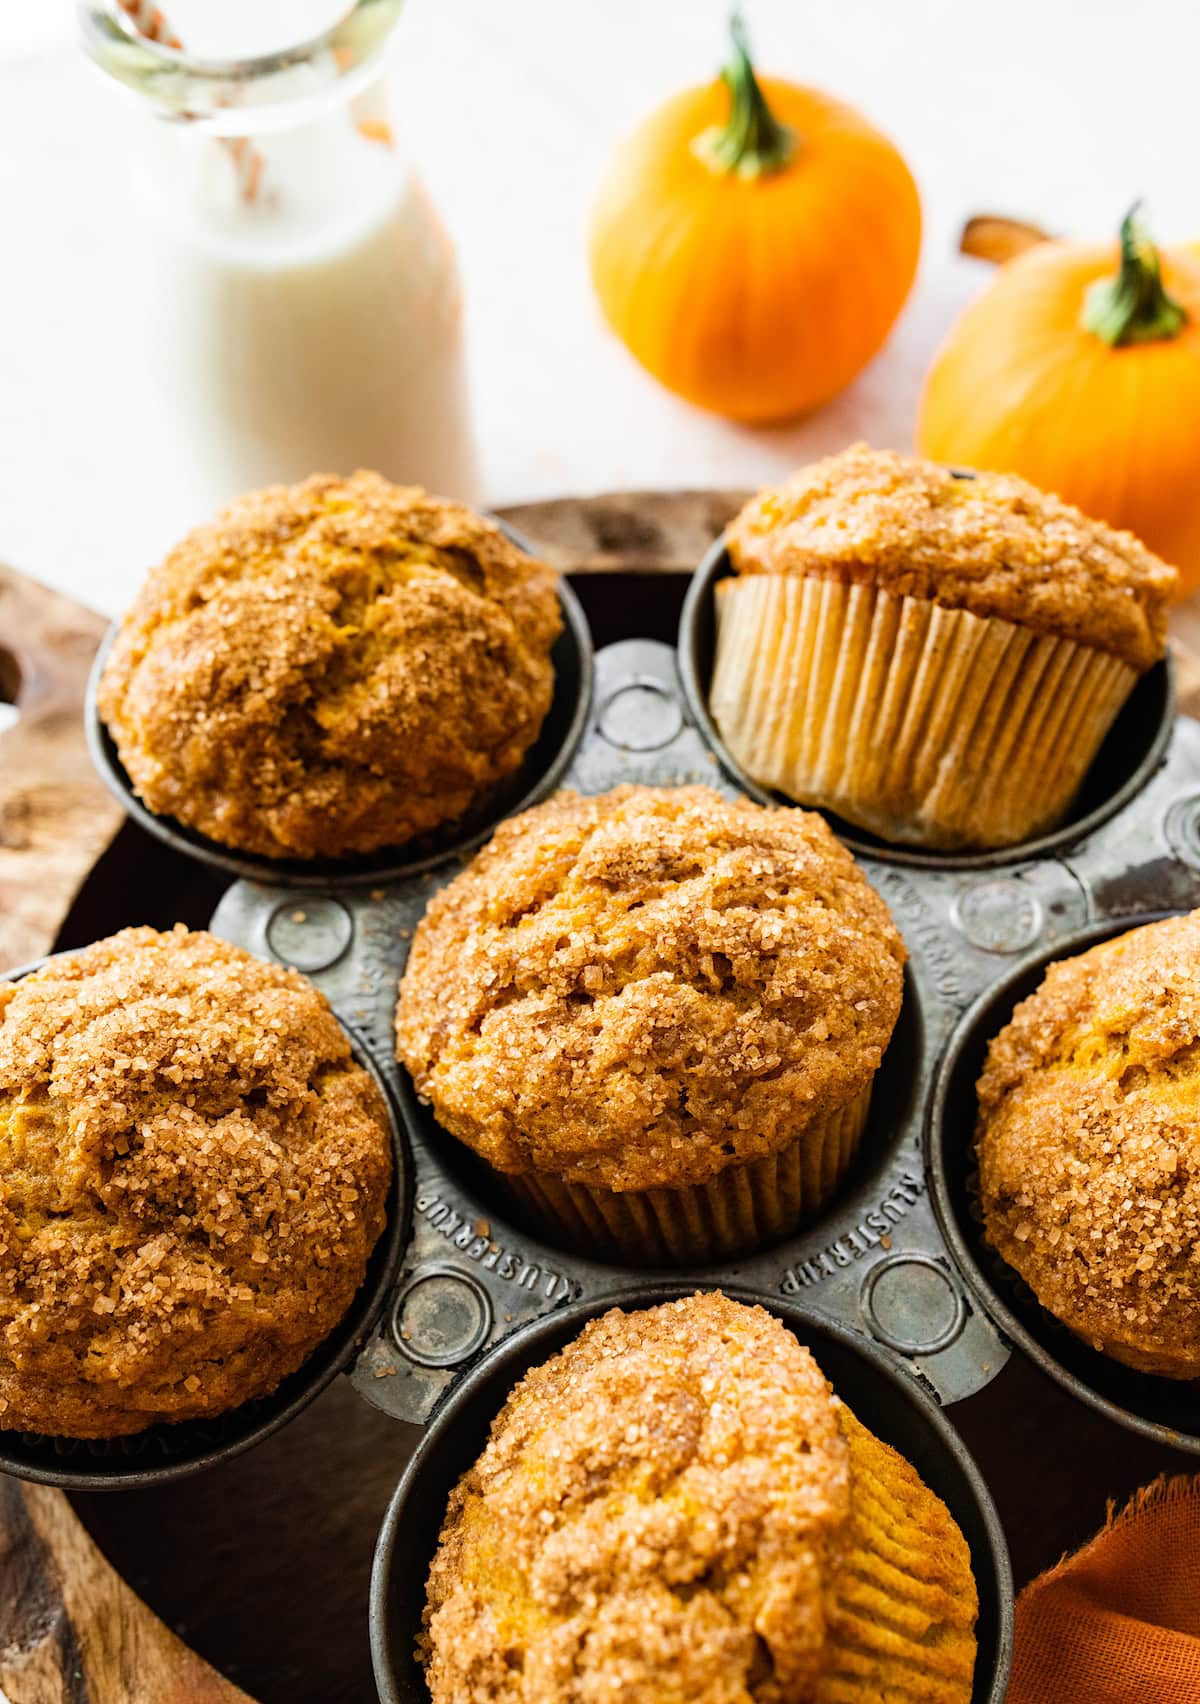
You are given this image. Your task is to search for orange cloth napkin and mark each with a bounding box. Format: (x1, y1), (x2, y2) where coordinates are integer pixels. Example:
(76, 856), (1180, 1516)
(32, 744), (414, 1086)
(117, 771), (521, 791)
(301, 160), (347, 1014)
(1011, 1476), (1200, 1702)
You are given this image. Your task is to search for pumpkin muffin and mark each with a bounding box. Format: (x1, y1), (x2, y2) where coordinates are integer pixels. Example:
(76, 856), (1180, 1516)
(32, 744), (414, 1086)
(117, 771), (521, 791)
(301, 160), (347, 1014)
(977, 910), (1200, 1379)
(710, 444), (1176, 850)
(396, 783), (905, 1263)
(0, 927), (393, 1438)
(421, 1292), (978, 1703)
(97, 472), (562, 861)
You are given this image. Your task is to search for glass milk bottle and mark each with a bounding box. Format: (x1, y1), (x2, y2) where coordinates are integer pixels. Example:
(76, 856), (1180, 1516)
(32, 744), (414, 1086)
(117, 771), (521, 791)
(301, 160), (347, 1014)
(80, 0), (480, 511)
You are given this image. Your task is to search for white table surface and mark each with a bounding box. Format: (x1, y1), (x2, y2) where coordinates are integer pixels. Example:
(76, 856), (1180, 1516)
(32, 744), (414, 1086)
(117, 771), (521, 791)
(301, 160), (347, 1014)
(2, 0), (1198, 619)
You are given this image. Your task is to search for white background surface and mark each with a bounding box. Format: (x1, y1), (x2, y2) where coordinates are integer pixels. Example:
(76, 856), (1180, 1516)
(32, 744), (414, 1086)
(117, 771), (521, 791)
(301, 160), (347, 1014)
(2, 0), (1199, 617)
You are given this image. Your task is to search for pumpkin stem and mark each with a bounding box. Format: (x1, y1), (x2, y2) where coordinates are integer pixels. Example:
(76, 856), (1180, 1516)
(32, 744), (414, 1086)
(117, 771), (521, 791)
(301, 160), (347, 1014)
(1082, 205), (1189, 347)
(692, 10), (797, 180)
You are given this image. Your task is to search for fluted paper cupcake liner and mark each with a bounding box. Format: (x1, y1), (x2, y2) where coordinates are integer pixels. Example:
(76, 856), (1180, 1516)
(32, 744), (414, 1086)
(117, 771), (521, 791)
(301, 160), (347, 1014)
(711, 575), (1137, 851)
(818, 1404), (978, 1703)
(500, 1084), (872, 1266)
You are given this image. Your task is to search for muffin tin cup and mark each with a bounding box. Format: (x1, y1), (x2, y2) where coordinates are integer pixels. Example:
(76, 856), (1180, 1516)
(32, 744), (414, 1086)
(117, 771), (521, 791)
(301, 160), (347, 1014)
(0, 958), (412, 1490)
(928, 909), (1200, 1454)
(84, 544), (595, 890)
(368, 1288), (1014, 1704)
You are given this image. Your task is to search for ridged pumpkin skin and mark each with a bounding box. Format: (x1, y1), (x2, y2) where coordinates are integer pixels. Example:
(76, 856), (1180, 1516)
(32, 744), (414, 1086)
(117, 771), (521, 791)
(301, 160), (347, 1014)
(918, 238), (1200, 595)
(590, 79), (921, 424)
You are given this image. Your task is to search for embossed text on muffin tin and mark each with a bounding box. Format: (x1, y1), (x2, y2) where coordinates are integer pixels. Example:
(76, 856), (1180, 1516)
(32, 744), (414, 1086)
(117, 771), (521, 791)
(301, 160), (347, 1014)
(414, 1189), (574, 1304)
(778, 1171), (926, 1292)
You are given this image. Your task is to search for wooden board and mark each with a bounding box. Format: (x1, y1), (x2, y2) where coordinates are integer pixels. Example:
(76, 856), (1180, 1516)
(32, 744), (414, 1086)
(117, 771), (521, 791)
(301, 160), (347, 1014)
(3, 493), (1200, 1703)
(0, 571), (123, 973)
(0, 1480), (254, 1704)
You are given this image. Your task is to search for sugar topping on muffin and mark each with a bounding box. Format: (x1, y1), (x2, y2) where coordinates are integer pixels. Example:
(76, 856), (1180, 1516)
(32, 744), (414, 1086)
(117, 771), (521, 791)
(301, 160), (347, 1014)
(977, 910), (1200, 1377)
(396, 783), (906, 1193)
(97, 472), (561, 860)
(421, 1291), (979, 1703)
(0, 926), (393, 1436)
(422, 1293), (852, 1703)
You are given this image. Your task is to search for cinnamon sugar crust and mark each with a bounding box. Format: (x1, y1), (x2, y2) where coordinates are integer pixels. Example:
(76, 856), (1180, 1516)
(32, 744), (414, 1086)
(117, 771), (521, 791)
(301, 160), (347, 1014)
(97, 473), (561, 861)
(421, 1293), (852, 1704)
(395, 784), (905, 1192)
(0, 927), (393, 1437)
(728, 445), (1176, 672)
(977, 911), (1200, 1377)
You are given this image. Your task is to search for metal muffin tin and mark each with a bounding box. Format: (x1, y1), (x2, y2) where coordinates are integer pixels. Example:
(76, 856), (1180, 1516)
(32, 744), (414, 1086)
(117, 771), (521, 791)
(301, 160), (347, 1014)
(37, 528), (1200, 1699)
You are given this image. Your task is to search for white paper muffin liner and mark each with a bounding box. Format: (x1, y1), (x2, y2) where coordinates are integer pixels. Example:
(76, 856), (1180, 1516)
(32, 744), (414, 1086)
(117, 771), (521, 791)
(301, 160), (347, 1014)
(711, 575), (1138, 850)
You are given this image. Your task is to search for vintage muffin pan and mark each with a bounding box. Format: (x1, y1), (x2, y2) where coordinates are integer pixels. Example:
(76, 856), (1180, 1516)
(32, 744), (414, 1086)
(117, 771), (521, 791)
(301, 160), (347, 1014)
(200, 627), (1197, 1431)
(15, 530), (1200, 1700)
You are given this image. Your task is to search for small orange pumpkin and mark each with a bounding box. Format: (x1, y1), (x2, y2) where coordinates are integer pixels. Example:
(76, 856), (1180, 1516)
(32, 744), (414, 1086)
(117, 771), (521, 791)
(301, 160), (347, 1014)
(589, 14), (921, 424)
(918, 208), (1200, 596)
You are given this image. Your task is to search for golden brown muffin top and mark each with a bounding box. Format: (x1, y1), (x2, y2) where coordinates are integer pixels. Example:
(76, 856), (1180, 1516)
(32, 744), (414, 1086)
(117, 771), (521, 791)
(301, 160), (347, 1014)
(396, 785), (905, 1191)
(977, 911), (1200, 1376)
(422, 1293), (852, 1704)
(728, 445), (1176, 672)
(97, 473), (561, 861)
(0, 927), (393, 1437)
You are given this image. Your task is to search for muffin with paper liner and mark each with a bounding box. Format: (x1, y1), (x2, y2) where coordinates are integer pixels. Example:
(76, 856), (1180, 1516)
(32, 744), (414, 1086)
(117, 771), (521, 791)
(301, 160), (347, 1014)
(421, 1292), (978, 1703)
(395, 783), (905, 1265)
(710, 445), (1176, 852)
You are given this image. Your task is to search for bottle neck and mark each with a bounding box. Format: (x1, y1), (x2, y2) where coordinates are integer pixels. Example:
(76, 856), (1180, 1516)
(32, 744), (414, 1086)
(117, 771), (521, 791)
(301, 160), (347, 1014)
(83, 0), (403, 134)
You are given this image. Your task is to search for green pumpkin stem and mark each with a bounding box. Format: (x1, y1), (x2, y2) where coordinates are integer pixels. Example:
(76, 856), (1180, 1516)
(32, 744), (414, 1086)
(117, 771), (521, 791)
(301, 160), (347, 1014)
(692, 10), (797, 179)
(1082, 205), (1188, 347)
